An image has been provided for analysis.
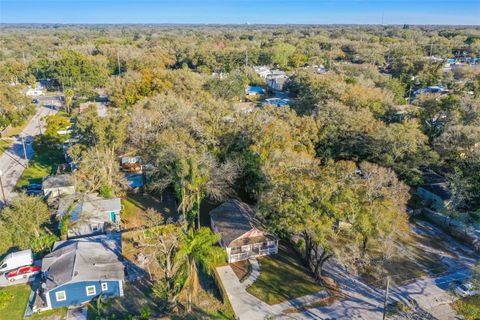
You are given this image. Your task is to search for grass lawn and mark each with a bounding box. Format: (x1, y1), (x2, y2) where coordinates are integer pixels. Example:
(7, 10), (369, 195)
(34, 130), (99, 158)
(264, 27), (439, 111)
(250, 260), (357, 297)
(246, 242), (324, 305)
(16, 147), (64, 189)
(31, 307), (67, 320)
(452, 295), (480, 320)
(0, 284), (31, 320)
(0, 139), (12, 155)
(2, 115), (33, 138)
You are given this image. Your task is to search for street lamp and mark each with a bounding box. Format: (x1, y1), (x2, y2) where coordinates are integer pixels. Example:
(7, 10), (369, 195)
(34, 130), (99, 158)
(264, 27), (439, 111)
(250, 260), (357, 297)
(0, 170), (7, 205)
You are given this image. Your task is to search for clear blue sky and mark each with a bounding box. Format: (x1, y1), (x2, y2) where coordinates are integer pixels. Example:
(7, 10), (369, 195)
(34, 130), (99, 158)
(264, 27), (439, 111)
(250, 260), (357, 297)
(1, 0), (479, 25)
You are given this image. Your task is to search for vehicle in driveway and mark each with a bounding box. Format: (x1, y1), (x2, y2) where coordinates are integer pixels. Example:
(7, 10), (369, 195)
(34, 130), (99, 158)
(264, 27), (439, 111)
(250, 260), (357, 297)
(5, 265), (40, 282)
(455, 282), (480, 297)
(0, 249), (34, 273)
(26, 183), (42, 190)
(32, 98), (39, 104)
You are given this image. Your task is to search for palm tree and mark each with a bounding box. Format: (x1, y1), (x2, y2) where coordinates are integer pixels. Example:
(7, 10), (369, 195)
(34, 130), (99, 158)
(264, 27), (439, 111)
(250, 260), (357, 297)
(177, 227), (226, 313)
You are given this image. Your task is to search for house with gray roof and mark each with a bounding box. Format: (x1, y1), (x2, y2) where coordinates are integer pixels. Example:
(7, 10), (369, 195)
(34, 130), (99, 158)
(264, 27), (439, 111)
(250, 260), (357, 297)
(34, 234), (124, 312)
(42, 174), (75, 198)
(57, 194), (122, 238)
(210, 199), (278, 263)
(416, 171), (452, 211)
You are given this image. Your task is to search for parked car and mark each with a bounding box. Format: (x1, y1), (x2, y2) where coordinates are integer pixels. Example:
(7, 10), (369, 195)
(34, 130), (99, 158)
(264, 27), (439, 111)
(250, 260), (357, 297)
(5, 265), (40, 282)
(32, 98), (39, 104)
(0, 249), (34, 273)
(455, 282), (479, 297)
(26, 183), (42, 190)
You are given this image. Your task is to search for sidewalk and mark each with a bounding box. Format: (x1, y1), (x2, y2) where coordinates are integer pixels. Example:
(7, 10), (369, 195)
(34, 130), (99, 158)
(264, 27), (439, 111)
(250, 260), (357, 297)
(216, 262), (328, 320)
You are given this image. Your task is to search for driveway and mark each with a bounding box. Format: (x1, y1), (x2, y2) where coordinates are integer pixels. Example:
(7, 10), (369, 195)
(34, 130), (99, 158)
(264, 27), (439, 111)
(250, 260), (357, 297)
(0, 106), (57, 206)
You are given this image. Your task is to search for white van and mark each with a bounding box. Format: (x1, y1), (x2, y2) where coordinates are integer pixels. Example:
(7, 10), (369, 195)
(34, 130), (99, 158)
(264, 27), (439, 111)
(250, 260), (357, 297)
(0, 250), (34, 273)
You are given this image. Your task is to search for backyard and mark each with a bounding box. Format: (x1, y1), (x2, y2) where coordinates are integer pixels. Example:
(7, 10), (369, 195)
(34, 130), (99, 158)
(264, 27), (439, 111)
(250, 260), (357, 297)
(246, 242), (324, 305)
(121, 190), (177, 229)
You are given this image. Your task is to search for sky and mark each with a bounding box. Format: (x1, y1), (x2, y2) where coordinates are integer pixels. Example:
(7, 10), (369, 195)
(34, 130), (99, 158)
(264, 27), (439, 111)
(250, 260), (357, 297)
(0, 0), (479, 25)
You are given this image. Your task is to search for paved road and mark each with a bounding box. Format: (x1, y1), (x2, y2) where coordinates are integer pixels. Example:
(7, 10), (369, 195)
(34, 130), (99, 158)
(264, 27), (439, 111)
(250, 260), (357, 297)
(0, 106), (57, 206)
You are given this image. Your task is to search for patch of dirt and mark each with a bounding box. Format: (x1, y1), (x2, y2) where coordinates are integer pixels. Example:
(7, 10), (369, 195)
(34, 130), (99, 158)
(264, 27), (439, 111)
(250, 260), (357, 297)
(230, 260), (252, 282)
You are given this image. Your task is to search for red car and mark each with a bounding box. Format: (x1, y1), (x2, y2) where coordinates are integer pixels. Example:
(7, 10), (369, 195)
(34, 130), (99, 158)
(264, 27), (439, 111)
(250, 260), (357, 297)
(5, 265), (40, 282)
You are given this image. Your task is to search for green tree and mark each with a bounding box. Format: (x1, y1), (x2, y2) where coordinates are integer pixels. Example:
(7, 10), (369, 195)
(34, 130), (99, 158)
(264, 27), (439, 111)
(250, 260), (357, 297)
(0, 194), (56, 255)
(177, 227), (226, 312)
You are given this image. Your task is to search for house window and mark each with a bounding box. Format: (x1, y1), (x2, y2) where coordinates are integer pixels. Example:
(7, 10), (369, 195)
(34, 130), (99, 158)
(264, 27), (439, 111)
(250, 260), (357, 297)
(55, 291), (66, 302)
(101, 282), (108, 291)
(92, 225), (99, 232)
(267, 241), (275, 247)
(241, 245), (251, 252)
(86, 285), (96, 296)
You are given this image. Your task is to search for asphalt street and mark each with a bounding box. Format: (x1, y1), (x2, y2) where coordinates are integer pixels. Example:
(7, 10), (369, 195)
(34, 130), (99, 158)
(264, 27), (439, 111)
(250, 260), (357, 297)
(0, 106), (57, 206)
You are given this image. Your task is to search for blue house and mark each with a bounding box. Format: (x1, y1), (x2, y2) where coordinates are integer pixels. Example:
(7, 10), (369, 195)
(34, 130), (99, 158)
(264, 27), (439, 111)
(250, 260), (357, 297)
(34, 234), (124, 312)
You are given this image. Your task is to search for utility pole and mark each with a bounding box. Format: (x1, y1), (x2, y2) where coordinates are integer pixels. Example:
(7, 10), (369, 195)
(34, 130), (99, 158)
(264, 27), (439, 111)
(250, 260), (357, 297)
(245, 50), (248, 67)
(117, 52), (122, 75)
(382, 276), (390, 320)
(21, 136), (28, 168)
(430, 42), (434, 57)
(22, 52), (27, 65)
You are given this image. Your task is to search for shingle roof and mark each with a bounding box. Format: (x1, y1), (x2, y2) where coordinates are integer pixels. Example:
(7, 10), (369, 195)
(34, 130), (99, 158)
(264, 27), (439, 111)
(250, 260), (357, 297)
(210, 200), (258, 247)
(42, 234), (124, 291)
(57, 194), (121, 223)
(42, 174), (74, 189)
(420, 183), (452, 201)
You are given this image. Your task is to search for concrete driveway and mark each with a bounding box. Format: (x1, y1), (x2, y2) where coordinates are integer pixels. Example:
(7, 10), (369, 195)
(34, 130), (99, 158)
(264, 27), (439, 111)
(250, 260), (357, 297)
(0, 106), (57, 206)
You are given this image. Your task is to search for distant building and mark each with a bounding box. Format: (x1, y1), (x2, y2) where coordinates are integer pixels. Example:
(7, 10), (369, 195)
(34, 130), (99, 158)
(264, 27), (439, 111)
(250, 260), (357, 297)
(253, 66), (272, 78)
(210, 199), (278, 263)
(34, 234), (124, 312)
(413, 86), (447, 97)
(263, 98), (290, 107)
(26, 88), (45, 96)
(416, 171), (452, 211)
(42, 175), (75, 198)
(57, 194), (122, 238)
(267, 70), (289, 91)
(245, 86), (266, 96)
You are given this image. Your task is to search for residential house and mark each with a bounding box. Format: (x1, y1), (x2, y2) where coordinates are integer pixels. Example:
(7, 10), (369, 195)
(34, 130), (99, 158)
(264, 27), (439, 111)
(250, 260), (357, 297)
(416, 171), (452, 211)
(57, 194), (122, 238)
(34, 234), (124, 312)
(42, 174), (75, 198)
(266, 70), (289, 91)
(210, 199), (278, 263)
(245, 86), (266, 96)
(120, 156), (142, 173)
(26, 88), (45, 96)
(253, 66), (272, 78)
(263, 98), (290, 107)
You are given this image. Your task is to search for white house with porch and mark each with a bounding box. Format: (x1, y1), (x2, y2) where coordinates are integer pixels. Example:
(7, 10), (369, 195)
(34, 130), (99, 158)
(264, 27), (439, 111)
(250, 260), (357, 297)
(210, 199), (278, 263)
